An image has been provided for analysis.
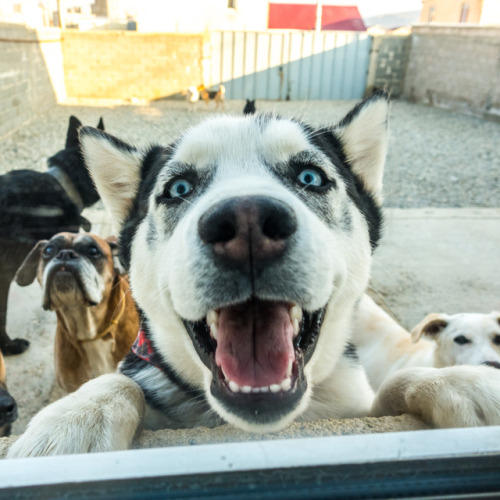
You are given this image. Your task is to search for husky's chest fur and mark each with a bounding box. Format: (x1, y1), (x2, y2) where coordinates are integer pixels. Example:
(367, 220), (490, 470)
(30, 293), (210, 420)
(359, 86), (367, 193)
(82, 93), (389, 432)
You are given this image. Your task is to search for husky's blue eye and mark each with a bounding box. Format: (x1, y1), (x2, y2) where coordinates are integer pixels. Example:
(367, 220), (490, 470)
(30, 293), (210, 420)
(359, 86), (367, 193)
(169, 179), (193, 198)
(297, 169), (323, 187)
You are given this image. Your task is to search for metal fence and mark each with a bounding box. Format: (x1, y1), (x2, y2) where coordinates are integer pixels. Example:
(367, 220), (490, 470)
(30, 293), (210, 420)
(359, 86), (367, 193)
(210, 30), (372, 101)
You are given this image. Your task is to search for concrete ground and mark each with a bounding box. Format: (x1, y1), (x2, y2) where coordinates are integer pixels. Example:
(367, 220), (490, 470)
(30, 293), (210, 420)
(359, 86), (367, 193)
(371, 208), (500, 329)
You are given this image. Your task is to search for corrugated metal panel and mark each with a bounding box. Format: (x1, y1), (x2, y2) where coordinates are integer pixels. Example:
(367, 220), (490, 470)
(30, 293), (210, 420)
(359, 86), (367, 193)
(209, 30), (372, 101)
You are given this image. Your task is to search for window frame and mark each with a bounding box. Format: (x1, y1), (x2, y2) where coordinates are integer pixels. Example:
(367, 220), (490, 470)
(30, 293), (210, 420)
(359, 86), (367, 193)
(2, 426), (500, 499)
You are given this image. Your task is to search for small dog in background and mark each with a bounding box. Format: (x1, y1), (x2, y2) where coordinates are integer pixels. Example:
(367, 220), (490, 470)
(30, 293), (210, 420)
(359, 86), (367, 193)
(186, 86), (200, 111)
(0, 116), (103, 355)
(15, 232), (139, 393)
(0, 350), (17, 436)
(243, 99), (256, 115)
(186, 85), (225, 111)
(352, 294), (500, 390)
(199, 84), (226, 110)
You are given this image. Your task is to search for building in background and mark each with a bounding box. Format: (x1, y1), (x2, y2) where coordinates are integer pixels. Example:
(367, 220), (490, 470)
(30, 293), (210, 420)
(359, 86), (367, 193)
(0, 0), (374, 31)
(0, 0), (53, 27)
(12, 0), (500, 32)
(420, 0), (500, 24)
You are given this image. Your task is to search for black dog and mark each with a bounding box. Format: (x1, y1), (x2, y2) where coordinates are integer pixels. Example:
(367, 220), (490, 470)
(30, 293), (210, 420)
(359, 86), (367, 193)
(0, 116), (103, 355)
(243, 99), (256, 115)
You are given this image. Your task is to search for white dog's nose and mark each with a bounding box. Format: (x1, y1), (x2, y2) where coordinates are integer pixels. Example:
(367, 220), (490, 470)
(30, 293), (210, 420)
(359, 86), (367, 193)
(198, 196), (297, 269)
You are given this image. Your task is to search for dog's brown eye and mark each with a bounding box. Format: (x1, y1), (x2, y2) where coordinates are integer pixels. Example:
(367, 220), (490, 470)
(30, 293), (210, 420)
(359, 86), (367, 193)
(454, 335), (471, 345)
(87, 245), (100, 257)
(43, 245), (55, 258)
(493, 335), (500, 346)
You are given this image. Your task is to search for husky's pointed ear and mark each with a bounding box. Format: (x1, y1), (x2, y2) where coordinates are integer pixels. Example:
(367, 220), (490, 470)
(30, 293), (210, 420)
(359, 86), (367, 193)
(66, 116), (82, 148)
(97, 117), (105, 130)
(334, 91), (390, 203)
(80, 127), (143, 229)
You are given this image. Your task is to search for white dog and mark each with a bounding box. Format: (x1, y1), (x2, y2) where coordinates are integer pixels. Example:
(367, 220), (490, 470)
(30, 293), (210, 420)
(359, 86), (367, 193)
(353, 294), (500, 389)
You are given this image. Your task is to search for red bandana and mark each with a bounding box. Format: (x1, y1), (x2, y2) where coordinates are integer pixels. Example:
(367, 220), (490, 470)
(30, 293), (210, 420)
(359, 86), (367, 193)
(131, 328), (161, 369)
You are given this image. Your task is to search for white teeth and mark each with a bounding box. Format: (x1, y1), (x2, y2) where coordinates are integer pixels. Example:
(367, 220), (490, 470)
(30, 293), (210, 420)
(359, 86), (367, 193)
(290, 305), (303, 322)
(286, 359), (293, 377)
(290, 305), (302, 337)
(207, 309), (219, 341)
(226, 380), (293, 394)
(226, 378), (293, 394)
(229, 380), (240, 393)
(206, 309), (219, 326)
(281, 377), (292, 392)
(210, 322), (218, 340)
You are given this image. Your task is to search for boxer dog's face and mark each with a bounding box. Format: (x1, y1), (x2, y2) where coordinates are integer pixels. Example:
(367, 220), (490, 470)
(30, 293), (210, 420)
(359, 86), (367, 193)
(15, 232), (117, 311)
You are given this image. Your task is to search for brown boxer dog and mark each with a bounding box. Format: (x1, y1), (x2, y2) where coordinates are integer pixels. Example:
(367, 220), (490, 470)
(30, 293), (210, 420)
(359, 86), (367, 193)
(15, 232), (139, 393)
(0, 351), (17, 435)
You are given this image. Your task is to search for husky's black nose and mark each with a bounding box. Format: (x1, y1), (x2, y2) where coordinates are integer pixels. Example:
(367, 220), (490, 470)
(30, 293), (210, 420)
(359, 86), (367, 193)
(198, 196), (297, 268)
(0, 389), (17, 424)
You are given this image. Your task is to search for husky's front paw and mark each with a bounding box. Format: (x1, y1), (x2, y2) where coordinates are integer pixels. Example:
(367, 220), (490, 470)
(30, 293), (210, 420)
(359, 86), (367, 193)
(7, 374), (145, 458)
(372, 365), (500, 428)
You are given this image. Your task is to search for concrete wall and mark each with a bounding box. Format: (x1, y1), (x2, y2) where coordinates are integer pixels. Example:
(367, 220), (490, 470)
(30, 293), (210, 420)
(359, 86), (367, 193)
(61, 31), (208, 100)
(402, 25), (500, 119)
(365, 34), (410, 98)
(0, 23), (64, 138)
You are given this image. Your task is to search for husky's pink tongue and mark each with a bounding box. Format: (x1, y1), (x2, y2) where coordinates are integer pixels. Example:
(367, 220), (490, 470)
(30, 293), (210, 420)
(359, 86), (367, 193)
(215, 300), (295, 388)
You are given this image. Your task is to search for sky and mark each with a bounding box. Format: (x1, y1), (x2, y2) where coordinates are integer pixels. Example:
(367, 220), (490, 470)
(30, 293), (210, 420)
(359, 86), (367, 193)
(352, 0), (422, 18)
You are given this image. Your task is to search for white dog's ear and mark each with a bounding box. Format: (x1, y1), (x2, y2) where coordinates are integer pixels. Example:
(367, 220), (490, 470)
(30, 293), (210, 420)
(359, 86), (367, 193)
(411, 313), (449, 343)
(334, 91), (390, 203)
(80, 127), (143, 230)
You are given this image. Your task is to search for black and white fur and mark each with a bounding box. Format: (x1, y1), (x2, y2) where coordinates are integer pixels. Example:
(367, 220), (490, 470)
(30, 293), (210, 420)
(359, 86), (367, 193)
(8, 93), (500, 457)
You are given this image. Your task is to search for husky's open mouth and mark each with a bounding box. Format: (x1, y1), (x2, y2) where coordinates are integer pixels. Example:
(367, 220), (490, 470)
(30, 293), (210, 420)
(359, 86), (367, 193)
(184, 298), (325, 423)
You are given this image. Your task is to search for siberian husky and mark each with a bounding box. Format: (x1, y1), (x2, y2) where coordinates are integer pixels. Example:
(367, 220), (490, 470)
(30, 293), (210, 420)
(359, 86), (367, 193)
(8, 93), (500, 457)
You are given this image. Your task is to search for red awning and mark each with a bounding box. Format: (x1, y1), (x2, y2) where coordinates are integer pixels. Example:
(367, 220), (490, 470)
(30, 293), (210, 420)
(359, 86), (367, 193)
(268, 3), (366, 31)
